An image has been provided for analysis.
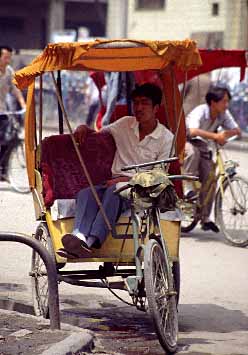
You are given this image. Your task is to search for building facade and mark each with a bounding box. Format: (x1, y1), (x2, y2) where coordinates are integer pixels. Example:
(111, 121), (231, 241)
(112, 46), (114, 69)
(107, 0), (248, 49)
(0, 0), (247, 50)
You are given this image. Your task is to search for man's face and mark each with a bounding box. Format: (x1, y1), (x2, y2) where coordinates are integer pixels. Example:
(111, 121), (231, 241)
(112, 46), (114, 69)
(212, 93), (230, 114)
(132, 95), (158, 123)
(0, 49), (12, 66)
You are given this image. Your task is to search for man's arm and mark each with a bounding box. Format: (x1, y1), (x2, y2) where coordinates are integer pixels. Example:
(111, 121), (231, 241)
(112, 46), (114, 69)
(10, 66), (26, 110)
(13, 87), (26, 110)
(188, 127), (241, 145)
(74, 124), (95, 145)
(74, 123), (111, 144)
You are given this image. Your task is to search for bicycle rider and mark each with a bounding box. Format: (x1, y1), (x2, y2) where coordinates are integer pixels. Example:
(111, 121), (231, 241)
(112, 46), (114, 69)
(183, 85), (241, 233)
(0, 45), (26, 178)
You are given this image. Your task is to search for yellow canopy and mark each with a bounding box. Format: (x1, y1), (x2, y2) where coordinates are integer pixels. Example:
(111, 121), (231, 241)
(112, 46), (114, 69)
(14, 39), (202, 89)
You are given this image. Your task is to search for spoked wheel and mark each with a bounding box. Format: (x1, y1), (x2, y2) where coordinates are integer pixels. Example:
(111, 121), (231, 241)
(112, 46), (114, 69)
(215, 176), (248, 247)
(31, 222), (58, 317)
(7, 140), (30, 193)
(144, 239), (178, 353)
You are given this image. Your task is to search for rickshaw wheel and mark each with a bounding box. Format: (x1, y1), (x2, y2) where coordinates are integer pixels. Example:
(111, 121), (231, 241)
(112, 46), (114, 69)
(144, 239), (178, 353)
(31, 222), (62, 318)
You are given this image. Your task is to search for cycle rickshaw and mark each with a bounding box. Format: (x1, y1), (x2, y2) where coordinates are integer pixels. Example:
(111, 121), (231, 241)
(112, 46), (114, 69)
(14, 39), (202, 353)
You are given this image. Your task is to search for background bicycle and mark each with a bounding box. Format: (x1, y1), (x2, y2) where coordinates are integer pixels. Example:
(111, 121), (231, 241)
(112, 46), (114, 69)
(0, 109), (29, 193)
(181, 138), (248, 247)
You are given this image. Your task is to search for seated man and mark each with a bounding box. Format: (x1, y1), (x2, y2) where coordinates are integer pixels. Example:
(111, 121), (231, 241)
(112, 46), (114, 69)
(183, 85), (241, 232)
(58, 83), (174, 258)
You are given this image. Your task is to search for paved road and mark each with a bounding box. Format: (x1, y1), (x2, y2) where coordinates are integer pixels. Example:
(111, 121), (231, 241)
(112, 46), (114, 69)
(0, 146), (248, 354)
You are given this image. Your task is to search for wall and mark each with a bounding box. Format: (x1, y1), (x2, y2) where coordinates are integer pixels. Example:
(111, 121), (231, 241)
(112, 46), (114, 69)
(116, 0), (247, 49)
(128, 0), (225, 41)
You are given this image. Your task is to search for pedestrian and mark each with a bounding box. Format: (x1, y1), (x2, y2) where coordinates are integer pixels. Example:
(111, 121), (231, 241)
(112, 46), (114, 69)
(57, 83), (174, 258)
(0, 45), (26, 178)
(0, 45), (26, 112)
(183, 85), (241, 232)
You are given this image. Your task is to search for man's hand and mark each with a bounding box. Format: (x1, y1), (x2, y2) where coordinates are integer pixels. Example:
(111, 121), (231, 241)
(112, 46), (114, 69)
(214, 131), (228, 145)
(106, 176), (130, 187)
(189, 127), (240, 146)
(214, 128), (241, 146)
(74, 125), (89, 145)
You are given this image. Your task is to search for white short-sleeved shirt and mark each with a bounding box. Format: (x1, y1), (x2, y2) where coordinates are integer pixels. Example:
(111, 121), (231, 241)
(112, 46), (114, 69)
(186, 104), (238, 142)
(106, 116), (174, 177)
(0, 65), (15, 112)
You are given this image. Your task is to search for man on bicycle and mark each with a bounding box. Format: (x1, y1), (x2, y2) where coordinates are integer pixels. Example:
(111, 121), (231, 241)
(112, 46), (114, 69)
(0, 45), (26, 112)
(57, 83), (174, 258)
(0, 45), (26, 178)
(183, 85), (241, 232)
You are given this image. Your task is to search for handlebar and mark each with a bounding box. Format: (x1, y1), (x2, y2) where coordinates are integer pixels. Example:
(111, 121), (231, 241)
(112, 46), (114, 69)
(121, 157), (179, 172)
(215, 134), (240, 149)
(0, 108), (26, 116)
(225, 135), (239, 143)
(113, 174), (199, 195)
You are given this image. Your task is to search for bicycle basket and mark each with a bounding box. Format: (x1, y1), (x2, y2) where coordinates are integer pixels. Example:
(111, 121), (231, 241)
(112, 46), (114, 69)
(129, 169), (178, 212)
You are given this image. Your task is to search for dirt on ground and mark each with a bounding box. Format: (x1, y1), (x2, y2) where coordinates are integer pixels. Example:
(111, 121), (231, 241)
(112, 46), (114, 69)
(0, 311), (72, 355)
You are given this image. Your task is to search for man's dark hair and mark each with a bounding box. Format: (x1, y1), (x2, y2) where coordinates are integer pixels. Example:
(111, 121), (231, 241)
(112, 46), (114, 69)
(205, 85), (231, 106)
(0, 46), (13, 56)
(131, 83), (162, 106)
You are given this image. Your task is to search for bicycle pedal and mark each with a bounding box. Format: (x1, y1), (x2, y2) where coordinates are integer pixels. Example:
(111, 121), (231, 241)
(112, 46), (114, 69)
(184, 190), (198, 201)
(168, 290), (177, 296)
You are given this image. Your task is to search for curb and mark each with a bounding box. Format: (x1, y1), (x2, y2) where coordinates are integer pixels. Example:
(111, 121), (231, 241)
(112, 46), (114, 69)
(0, 309), (94, 355)
(40, 331), (94, 355)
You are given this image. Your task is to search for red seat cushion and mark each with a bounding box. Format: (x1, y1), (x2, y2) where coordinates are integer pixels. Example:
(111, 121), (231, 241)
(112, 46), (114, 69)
(41, 130), (116, 207)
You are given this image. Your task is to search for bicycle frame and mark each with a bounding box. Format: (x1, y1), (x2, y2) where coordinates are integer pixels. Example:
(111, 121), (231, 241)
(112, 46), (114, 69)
(123, 204), (176, 303)
(186, 144), (239, 216)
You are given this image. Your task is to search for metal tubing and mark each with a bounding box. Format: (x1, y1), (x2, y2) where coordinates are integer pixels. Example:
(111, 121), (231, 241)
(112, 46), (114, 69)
(0, 232), (60, 330)
(131, 210), (142, 279)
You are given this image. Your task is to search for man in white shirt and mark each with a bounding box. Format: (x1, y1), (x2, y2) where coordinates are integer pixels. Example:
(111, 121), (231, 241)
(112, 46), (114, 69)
(0, 46), (26, 178)
(183, 85), (241, 232)
(57, 83), (174, 258)
(0, 46), (26, 112)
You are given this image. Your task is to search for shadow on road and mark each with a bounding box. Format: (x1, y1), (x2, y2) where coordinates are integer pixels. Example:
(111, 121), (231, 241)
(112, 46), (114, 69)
(59, 292), (248, 355)
(181, 228), (235, 247)
(179, 303), (248, 333)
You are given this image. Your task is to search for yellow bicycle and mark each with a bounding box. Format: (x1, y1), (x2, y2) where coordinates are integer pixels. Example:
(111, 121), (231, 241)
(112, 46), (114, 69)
(181, 139), (248, 247)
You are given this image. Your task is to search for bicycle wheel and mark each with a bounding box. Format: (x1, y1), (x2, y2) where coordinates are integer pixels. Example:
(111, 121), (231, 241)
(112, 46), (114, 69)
(180, 201), (198, 233)
(215, 176), (248, 247)
(31, 222), (61, 317)
(144, 238), (178, 353)
(7, 140), (30, 193)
